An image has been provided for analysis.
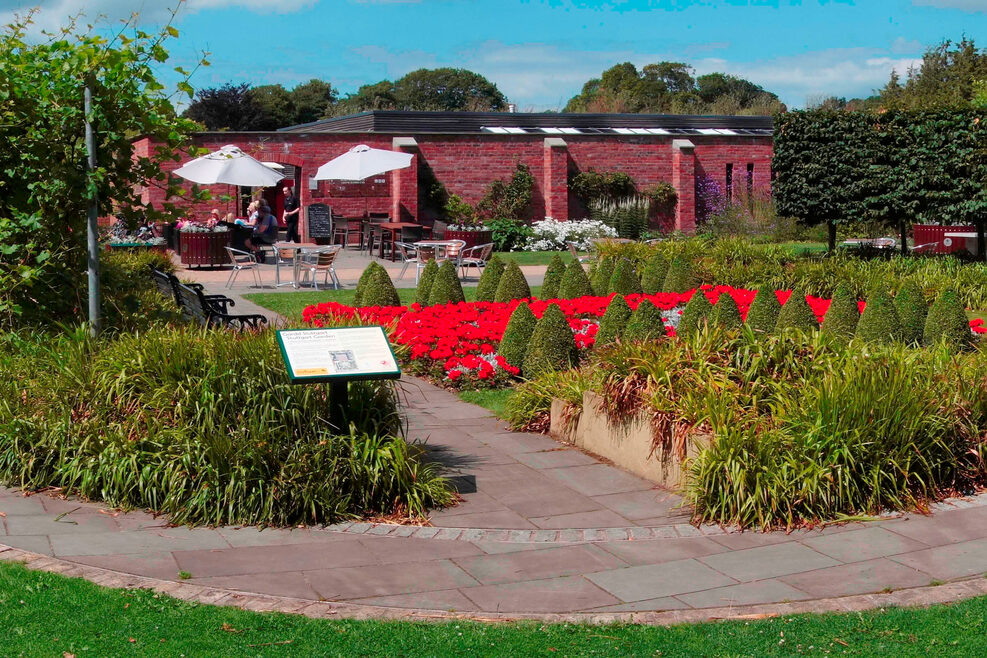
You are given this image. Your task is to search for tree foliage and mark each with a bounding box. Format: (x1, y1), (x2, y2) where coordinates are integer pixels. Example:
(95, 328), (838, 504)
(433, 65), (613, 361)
(0, 10), (201, 326)
(184, 79), (338, 130)
(334, 68), (507, 114)
(564, 62), (784, 115)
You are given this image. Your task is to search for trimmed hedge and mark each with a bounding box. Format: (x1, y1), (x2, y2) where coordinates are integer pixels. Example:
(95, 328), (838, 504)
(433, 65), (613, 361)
(775, 290), (818, 333)
(353, 262), (400, 308)
(499, 302), (537, 371)
(494, 260), (532, 303)
(924, 290), (974, 350)
(820, 285), (859, 342)
(640, 252), (669, 294)
(591, 258), (616, 296)
(624, 299), (667, 342)
(540, 254), (566, 300)
(856, 289), (903, 344)
(523, 303), (579, 377)
(559, 260), (594, 299)
(474, 255), (505, 303)
(427, 260), (465, 306)
(895, 280), (928, 346)
(677, 290), (713, 337)
(712, 293), (743, 330)
(414, 259), (439, 307)
(608, 258), (642, 295)
(663, 256), (699, 293)
(596, 295), (632, 345)
(745, 289), (781, 333)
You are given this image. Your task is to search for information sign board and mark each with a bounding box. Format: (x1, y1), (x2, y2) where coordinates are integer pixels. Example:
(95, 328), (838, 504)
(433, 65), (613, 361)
(276, 326), (401, 384)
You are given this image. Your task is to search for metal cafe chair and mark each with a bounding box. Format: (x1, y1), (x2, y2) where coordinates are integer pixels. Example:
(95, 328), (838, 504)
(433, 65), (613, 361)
(297, 246), (341, 290)
(459, 242), (494, 279)
(224, 246), (262, 288)
(395, 241), (430, 283)
(274, 246), (299, 288)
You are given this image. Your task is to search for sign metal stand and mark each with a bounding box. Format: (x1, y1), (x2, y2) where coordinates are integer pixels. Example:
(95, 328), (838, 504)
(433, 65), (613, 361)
(276, 326), (401, 432)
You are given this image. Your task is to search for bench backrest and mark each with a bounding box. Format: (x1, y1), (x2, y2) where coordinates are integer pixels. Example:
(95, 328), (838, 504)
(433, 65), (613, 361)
(175, 282), (212, 327)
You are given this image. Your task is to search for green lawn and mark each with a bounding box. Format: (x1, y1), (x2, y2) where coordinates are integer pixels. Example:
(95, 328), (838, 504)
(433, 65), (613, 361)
(3, 561), (987, 656)
(247, 286), (542, 321)
(456, 388), (514, 418)
(495, 250), (574, 266)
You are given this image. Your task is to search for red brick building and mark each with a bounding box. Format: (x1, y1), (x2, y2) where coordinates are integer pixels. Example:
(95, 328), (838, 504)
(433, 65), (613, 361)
(135, 111), (774, 239)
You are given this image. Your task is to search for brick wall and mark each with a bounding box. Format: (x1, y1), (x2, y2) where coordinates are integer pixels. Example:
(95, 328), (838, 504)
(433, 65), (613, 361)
(136, 131), (774, 236)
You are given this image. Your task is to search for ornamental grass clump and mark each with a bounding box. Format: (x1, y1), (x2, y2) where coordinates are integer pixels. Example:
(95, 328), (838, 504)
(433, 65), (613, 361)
(353, 261), (401, 308)
(0, 327), (452, 527)
(539, 253), (566, 300)
(414, 259), (439, 307)
(596, 295), (632, 345)
(856, 288), (903, 344)
(677, 290), (713, 337)
(474, 255), (505, 302)
(494, 260), (532, 303)
(427, 260), (466, 306)
(558, 260), (593, 299)
(820, 285), (859, 343)
(591, 258), (616, 296)
(895, 279), (928, 346)
(640, 252), (669, 294)
(775, 289), (818, 333)
(745, 288), (781, 333)
(623, 299), (667, 342)
(924, 289), (974, 350)
(608, 258), (642, 295)
(663, 256), (699, 293)
(498, 302), (537, 371)
(712, 292), (743, 330)
(523, 303), (579, 377)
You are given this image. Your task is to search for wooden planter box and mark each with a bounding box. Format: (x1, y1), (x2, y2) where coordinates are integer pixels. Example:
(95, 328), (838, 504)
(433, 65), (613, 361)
(444, 229), (492, 250)
(180, 231), (231, 267)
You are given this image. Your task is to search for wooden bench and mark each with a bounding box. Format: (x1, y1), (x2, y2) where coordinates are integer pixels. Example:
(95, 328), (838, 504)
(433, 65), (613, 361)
(149, 267), (267, 331)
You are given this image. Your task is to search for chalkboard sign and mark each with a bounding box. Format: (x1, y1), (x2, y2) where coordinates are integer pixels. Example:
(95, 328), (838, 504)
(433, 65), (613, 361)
(307, 203), (332, 238)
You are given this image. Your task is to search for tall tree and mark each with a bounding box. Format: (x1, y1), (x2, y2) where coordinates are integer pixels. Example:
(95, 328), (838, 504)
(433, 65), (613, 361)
(335, 68), (508, 114)
(247, 84), (295, 130)
(876, 38), (987, 109)
(183, 82), (262, 130)
(290, 79), (337, 123)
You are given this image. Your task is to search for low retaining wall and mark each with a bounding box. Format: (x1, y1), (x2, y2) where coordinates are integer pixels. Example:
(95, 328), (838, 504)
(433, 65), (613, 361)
(550, 391), (707, 489)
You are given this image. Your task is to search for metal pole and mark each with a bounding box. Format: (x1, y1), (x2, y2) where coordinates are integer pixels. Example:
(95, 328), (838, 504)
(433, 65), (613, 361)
(84, 84), (101, 336)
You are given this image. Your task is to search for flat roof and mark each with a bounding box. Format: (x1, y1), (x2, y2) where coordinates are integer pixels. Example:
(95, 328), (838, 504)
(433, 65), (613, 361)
(277, 110), (774, 136)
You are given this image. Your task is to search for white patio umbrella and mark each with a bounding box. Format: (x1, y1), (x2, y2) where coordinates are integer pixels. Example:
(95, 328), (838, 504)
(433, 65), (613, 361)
(173, 144), (285, 187)
(313, 144), (413, 182)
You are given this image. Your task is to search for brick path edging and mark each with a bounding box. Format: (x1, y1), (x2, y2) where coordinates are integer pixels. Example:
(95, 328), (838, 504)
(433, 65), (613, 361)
(4, 542), (987, 626)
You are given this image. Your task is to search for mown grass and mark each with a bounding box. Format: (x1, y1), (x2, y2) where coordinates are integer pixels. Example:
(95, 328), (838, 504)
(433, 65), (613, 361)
(456, 388), (514, 418)
(494, 250), (575, 266)
(2, 561), (986, 656)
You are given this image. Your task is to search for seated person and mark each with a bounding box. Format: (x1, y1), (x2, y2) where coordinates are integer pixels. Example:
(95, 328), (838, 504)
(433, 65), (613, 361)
(249, 204), (279, 262)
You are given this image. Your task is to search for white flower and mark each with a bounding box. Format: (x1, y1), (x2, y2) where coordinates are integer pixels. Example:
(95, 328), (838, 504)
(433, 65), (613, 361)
(524, 218), (617, 251)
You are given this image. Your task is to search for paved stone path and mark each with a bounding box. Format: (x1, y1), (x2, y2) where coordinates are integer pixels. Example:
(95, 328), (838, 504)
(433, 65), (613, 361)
(4, 256), (987, 619)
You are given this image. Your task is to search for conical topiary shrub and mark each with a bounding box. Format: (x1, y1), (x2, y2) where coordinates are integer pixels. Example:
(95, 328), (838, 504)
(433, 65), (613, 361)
(640, 252), (669, 294)
(856, 289), (903, 344)
(494, 260), (532, 303)
(591, 258), (616, 296)
(596, 295), (632, 346)
(663, 256), (699, 293)
(746, 288), (782, 334)
(623, 299), (667, 342)
(924, 289), (974, 350)
(712, 292), (743, 330)
(540, 253), (566, 300)
(498, 302), (537, 372)
(820, 285), (859, 343)
(677, 290), (713, 337)
(414, 259), (439, 307)
(558, 260), (593, 299)
(895, 279), (928, 346)
(474, 255), (505, 303)
(608, 258), (643, 295)
(523, 303), (579, 377)
(358, 262), (401, 307)
(427, 260), (466, 306)
(775, 289), (819, 333)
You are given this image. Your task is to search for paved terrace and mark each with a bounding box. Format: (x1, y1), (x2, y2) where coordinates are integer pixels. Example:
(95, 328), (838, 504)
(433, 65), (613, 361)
(2, 254), (987, 621)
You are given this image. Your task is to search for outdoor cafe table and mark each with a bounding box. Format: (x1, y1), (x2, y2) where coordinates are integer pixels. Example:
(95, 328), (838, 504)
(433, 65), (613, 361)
(273, 241), (320, 288)
(376, 222), (431, 260)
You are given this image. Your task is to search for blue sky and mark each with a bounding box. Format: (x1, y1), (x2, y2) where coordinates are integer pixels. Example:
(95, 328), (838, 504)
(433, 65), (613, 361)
(4, 0), (986, 110)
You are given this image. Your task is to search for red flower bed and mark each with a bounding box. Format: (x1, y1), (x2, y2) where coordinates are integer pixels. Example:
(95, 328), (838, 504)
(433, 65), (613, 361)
(303, 286), (983, 388)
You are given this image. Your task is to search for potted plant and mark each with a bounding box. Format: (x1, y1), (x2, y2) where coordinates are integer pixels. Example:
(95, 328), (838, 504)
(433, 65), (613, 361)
(444, 194), (492, 249)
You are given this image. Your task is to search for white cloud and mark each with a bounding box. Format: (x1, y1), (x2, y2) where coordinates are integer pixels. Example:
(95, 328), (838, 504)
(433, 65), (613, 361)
(912, 0), (987, 12)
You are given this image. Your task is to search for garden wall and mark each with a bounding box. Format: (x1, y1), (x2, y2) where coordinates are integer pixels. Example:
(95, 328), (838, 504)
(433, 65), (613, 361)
(550, 391), (708, 489)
